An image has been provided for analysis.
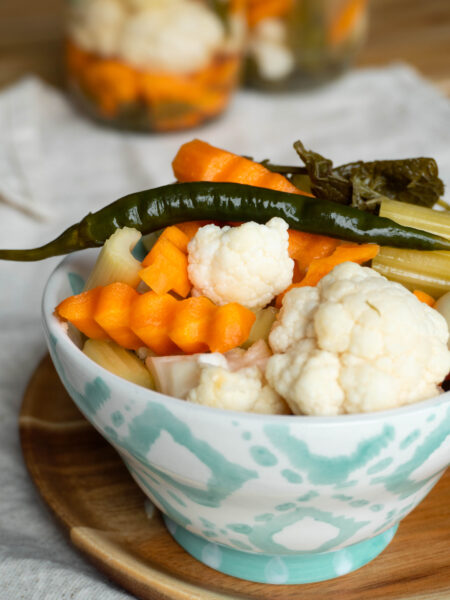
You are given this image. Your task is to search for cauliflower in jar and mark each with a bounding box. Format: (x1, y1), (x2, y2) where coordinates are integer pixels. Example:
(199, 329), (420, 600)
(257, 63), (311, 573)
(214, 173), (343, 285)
(69, 0), (127, 56)
(266, 262), (450, 416)
(248, 18), (295, 81)
(119, 0), (225, 73)
(187, 364), (290, 414)
(188, 218), (294, 310)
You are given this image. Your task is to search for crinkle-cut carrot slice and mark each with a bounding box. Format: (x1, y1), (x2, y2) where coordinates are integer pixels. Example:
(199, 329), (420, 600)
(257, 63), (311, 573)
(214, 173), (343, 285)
(276, 243), (380, 307)
(130, 292), (179, 355)
(172, 139), (310, 196)
(56, 286), (110, 340)
(168, 297), (216, 354)
(94, 282), (142, 350)
(209, 303), (256, 353)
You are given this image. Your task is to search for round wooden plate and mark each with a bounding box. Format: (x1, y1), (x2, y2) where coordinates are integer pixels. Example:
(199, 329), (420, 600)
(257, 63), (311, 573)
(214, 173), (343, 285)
(20, 355), (450, 600)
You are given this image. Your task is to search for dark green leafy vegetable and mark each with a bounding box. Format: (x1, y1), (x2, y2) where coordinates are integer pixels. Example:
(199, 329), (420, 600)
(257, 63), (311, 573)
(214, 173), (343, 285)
(1, 182), (450, 262)
(293, 140), (445, 213)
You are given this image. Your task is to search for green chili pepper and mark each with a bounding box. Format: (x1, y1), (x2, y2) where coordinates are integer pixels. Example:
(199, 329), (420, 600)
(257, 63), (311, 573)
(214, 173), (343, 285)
(1, 182), (450, 262)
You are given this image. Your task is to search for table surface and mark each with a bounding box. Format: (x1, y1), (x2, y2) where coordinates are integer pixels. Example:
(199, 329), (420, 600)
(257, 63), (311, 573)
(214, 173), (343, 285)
(0, 0), (449, 93)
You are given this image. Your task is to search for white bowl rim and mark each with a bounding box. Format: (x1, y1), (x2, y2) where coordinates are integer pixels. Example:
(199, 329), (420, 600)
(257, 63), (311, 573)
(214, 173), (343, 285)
(42, 251), (450, 427)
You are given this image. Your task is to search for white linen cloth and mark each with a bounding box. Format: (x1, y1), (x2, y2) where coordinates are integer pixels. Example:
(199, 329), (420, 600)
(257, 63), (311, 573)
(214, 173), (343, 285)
(0, 65), (449, 599)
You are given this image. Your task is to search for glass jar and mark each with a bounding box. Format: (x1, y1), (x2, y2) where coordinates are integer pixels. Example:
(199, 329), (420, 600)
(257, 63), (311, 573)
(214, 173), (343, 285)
(65, 0), (246, 131)
(245, 0), (368, 90)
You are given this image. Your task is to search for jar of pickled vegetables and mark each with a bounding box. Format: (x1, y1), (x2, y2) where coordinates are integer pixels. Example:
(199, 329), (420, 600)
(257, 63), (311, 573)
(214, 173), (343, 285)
(245, 0), (368, 90)
(65, 0), (246, 131)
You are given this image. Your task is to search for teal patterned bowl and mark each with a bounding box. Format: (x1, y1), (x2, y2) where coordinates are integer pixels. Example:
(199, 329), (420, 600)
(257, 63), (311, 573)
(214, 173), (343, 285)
(42, 250), (450, 585)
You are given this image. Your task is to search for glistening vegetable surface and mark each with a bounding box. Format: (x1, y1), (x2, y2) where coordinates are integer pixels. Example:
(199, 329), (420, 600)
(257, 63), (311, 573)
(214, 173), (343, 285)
(2, 182), (450, 262)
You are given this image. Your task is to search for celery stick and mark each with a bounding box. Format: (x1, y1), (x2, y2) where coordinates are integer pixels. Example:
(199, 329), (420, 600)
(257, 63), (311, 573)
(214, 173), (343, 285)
(83, 339), (154, 389)
(84, 227), (142, 290)
(372, 261), (450, 299)
(374, 200), (450, 299)
(242, 307), (278, 349)
(374, 247), (450, 279)
(380, 198), (450, 239)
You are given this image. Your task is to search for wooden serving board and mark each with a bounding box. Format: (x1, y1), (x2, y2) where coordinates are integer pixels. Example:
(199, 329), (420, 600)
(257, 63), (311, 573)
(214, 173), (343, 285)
(20, 355), (450, 600)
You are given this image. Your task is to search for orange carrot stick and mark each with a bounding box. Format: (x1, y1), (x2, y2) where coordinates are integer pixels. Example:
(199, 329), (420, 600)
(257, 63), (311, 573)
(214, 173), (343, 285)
(288, 230), (341, 277)
(329, 0), (367, 46)
(94, 283), (142, 350)
(172, 139), (311, 196)
(247, 0), (294, 28)
(82, 59), (139, 118)
(55, 287), (110, 340)
(158, 225), (190, 253)
(276, 243), (380, 307)
(175, 221), (214, 240)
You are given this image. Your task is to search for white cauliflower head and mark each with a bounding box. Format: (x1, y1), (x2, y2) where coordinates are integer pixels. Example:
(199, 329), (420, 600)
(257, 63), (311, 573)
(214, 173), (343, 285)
(187, 365), (290, 414)
(69, 0), (126, 56)
(266, 262), (450, 416)
(119, 0), (225, 73)
(187, 218), (294, 310)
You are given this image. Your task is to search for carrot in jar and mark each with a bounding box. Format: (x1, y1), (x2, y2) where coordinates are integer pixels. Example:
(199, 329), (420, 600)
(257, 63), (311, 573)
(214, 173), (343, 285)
(82, 59), (139, 117)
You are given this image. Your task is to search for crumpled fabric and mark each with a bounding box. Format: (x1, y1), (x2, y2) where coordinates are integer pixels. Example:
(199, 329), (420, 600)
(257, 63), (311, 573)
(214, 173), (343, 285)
(0, 65), (449, 599)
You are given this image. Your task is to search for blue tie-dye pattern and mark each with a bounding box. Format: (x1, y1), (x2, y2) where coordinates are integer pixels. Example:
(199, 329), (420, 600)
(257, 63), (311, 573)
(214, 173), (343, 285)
(68, 272), (85, 294)
(119, 402), (258, 508)
(47, 328), (449, 583)
(264, 423), (395, 484)
(371, 407), (450, 499)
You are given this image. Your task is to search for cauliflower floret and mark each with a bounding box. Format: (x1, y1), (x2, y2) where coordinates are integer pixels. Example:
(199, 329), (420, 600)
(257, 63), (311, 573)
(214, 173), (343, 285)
(248, 18), (295, 81)
(187, 365), (290, 414)
(266, 262), (450, 415)
(69, 0), (126, 56)
(119, 1), (225, 73)
(188, 218), (294, 310)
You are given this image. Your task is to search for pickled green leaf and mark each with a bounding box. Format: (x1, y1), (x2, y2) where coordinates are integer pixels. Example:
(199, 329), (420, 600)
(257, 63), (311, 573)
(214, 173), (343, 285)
(293, 140), (445, 213)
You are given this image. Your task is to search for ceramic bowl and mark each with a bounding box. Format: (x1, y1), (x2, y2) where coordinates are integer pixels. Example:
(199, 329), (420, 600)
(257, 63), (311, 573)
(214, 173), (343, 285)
(42, 249), (450, 585)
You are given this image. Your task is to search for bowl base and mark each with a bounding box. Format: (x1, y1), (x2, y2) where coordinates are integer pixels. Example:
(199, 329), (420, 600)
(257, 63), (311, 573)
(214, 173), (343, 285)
(163, 516), (398, 584)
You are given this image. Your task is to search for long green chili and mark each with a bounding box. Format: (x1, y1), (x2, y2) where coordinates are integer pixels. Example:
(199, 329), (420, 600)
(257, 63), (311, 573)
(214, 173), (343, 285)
(1, 182), (450, 262)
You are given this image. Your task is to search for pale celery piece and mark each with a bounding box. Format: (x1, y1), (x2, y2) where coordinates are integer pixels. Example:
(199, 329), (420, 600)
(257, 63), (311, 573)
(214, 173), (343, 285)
(84, 227), (142, 291)
(242, 307), (278, 349)
(146, 355), (201, 398)
(380, 198), (450, 240)
(83, 339), (154, 389)
(372, 199), (450, 299)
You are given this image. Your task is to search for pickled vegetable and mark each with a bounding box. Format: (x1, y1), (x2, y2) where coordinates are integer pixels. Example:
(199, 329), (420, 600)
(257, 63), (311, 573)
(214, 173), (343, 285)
(83, 339), (154, 389)
(84, 227), (142, 291)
